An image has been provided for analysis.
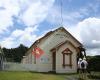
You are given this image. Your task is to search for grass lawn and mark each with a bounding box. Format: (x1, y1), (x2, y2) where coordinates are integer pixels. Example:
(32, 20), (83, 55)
(0, 71), (66, 80)
(0, 71), (100, 80)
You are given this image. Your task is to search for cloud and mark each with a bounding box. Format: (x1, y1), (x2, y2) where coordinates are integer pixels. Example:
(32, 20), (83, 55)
(19, 26), (38, 45)
(86, 48), (100, 56)
(0, 0), (55, 34)
(0, 0), (20, 34)
(45, 0), (100, 27)
(0, 25), (38, 48)
(20, 0), (55, 26)
(78, 17), (100, 47)
(45, 6), (86, 26)
(68, 17), (100, 56)
(5, 25), (58, 48)
(0, 0), (55, 48)
(0, 37), (15, 48)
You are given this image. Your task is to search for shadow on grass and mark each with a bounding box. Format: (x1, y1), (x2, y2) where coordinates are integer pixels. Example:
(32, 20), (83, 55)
(87, 75), (100, 79)
(29, 71), (77, 75)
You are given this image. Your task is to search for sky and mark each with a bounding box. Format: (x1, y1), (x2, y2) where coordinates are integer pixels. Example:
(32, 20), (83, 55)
(0, 0), (100, 56)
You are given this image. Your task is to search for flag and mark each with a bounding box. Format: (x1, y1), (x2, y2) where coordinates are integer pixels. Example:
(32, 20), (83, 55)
(32, 47), (44, 58)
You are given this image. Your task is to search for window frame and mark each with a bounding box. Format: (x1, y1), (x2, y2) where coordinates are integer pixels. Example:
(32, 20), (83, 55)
(62, 48), (73, 68)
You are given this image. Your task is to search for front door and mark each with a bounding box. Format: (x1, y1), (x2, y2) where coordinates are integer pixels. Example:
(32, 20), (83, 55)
(52, 51), (56, 71)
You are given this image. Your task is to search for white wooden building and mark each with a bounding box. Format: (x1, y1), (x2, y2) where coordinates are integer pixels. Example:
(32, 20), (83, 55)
(21, 27), (84, 73)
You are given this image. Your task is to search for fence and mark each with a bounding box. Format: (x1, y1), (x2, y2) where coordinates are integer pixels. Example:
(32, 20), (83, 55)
(3, 62), (37, 71)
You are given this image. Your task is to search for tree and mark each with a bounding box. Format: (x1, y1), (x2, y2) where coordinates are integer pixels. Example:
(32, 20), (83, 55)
(87, 55), (100, 71)
(3, 44), (28, 62)
(0, 46), (4, 70)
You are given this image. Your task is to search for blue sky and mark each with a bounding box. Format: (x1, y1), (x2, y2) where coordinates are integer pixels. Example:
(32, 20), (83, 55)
(0, 0), (100, 56)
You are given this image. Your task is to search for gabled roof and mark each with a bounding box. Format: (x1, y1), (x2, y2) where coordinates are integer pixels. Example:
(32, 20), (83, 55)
(31, 27), (82, 47)
(50, 40), (77, 52)
(25, 27), (83, 56)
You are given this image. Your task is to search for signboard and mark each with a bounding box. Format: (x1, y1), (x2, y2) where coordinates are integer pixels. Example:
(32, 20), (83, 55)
(32, 47), (44, 59)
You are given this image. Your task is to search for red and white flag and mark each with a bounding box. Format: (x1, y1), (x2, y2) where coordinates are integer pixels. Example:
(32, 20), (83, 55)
(32, 47), (44, 58)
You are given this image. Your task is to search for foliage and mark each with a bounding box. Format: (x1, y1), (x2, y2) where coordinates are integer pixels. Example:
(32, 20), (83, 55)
(3, 44), (28, 62)
(87, 55), (100, 71)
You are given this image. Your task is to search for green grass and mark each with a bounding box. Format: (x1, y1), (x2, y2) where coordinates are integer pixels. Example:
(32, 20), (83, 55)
(0, 71), (100, 80)
(0, 71), (66, 80)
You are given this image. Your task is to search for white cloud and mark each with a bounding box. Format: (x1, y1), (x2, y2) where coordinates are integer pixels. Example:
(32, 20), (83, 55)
(0, 0), (55, 48)
(0, 25), (38, 48)
(21, 0), (55, 26)
(45, 5), (87, 26)
(67, 17), (100, 56)
(19, 26), (38, 44)
(86, 48), (100, 56)
(78, 17), (100, 46)
(0, 0), (55, 34)
(92, 40), (100, 44)
(11, 29), (24, 37)
(67, 26), (82, 42)
(0, 37), (16, 48)
(0, 0), (20, 34)
(46, 1), (100, 27)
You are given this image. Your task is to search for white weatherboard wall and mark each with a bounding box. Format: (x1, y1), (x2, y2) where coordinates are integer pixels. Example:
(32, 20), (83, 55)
(22, 28), (81, 73)
(34, 30), (68, 72)
(35, 30), (79, 72)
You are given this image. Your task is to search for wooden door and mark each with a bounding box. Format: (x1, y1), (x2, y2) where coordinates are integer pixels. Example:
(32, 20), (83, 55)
(52, 51), (56, 71)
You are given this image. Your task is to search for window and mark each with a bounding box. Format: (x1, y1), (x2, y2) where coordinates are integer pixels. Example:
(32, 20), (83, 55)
(62, 48), (73, 68)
